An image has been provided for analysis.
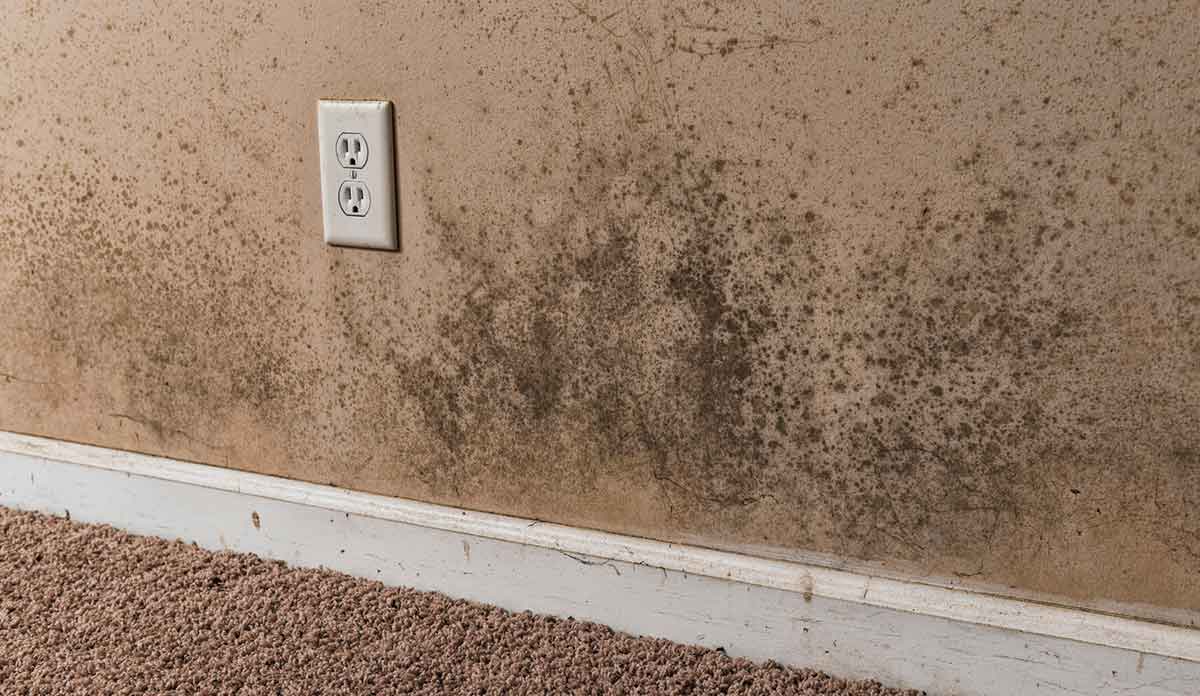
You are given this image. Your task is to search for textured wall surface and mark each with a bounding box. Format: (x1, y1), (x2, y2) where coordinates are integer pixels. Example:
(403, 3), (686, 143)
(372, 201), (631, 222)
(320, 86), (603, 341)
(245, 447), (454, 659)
(1, 1), (1198, 613)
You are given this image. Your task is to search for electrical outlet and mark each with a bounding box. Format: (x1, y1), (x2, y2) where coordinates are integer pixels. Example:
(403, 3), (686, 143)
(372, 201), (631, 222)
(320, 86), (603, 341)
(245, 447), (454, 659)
(336, 133), (368, 169)
(338, 180), (371, 216)
(317, 100), (398, 250)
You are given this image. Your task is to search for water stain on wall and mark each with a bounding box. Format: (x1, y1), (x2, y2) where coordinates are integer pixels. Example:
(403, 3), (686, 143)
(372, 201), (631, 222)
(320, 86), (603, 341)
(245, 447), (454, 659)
(0, 0), (1197, 615)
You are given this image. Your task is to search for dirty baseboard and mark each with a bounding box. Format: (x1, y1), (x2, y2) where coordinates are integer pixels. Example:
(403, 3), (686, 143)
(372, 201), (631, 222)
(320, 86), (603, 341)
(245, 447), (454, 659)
(0, 430), (1196, 696)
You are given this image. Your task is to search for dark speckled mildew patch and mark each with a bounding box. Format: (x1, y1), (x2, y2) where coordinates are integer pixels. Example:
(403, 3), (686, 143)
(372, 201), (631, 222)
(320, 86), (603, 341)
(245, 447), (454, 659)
(407, 124), (818, 522)
(834, 173), (1103, 560)
(404, 113), (1137, 573)
(0, 160), (310, 467)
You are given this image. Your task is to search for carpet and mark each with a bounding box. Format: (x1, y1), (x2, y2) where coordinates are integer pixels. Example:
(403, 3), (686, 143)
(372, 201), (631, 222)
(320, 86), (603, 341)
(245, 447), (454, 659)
(0, 506), (918, 695)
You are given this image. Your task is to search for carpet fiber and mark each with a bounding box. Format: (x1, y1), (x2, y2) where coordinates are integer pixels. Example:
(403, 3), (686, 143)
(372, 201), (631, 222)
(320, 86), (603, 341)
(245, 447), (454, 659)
(0, 507), (918, 695)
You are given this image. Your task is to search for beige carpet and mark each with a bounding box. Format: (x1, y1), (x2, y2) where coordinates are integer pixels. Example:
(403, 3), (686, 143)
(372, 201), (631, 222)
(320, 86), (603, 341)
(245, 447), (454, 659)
(0, 507), (918, 695)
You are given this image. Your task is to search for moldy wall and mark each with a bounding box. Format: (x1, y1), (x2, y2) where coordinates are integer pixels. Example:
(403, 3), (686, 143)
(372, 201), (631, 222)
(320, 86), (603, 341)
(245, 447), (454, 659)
(1, 1), (1198, 616)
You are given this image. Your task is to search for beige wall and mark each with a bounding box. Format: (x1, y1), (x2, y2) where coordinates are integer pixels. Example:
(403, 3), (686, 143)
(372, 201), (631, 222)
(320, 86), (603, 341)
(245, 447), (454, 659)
(2, 1), (1198, 614)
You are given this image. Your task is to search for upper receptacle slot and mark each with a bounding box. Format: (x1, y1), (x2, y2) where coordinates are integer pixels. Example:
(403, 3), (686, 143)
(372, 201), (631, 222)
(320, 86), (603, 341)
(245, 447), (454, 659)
(336, 132), (368, 169)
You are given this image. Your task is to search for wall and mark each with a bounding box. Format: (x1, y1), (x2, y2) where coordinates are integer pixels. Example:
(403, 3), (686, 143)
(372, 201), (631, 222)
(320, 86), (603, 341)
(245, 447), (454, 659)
(1, 0), (1198, 614)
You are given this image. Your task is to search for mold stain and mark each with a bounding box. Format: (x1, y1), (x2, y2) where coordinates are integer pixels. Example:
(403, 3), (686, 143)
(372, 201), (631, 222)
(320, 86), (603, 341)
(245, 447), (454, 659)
(404, 121), (825, 520)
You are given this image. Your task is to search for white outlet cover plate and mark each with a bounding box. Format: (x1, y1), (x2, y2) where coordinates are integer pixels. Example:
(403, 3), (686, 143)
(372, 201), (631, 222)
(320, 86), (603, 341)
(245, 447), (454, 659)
(317, 100), (398, 250)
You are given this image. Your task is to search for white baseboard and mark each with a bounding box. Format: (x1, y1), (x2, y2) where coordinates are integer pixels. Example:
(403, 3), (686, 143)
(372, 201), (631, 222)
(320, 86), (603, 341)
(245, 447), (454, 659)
(0, 430), (1197, 696)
